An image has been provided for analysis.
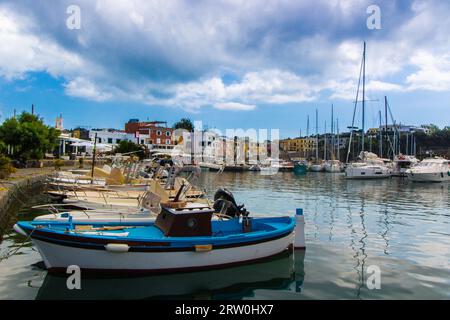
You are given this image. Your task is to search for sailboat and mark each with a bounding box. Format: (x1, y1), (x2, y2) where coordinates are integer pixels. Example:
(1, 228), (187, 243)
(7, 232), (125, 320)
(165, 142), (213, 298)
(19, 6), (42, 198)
(324, 105), (343, 173)
(310, 109), (325, 172)
(345, 42), (391, 180)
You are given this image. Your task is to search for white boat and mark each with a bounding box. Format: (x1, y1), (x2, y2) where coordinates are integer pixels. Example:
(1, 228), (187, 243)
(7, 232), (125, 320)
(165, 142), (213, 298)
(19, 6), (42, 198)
(198, 162), (223, 172)
(392, 154), (419, 177)
(15, 205), (306, 274)
(324, 160), (343, 173)
(406, 157), (450, 182)
(345, 152), (391, 179)
(309, 163), (324, 172)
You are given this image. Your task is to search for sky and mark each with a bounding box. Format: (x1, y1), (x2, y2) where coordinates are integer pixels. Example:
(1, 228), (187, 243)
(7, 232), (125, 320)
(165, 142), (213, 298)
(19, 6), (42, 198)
(0, 0), (449, 138)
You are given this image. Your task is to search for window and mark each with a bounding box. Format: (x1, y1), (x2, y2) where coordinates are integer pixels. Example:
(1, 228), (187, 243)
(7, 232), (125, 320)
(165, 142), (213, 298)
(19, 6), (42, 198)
(116, 139), (121, 143)
(97, 138), (102, 143)
(141, 139), (144, 144)
(166, 139), (171, 145)
(166, 131), (171, 137)
(157, 130), (162, 136)
(108, 138), (113, 144)
(157, 138), (161, 144)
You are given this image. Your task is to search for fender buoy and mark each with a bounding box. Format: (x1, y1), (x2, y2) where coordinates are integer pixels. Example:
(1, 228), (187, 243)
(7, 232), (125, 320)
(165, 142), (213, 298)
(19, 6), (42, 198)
(105, 243), (129, 253)
(13, 224), (27, 237)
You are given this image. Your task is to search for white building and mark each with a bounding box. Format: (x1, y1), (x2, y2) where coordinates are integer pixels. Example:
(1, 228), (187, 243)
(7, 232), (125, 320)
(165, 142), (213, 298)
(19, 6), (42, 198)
(89, 129), (136, 145)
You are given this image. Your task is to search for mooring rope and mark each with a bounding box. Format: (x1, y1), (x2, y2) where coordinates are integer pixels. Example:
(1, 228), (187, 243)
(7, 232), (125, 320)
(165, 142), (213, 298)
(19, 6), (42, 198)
(0, 228), (36, 263)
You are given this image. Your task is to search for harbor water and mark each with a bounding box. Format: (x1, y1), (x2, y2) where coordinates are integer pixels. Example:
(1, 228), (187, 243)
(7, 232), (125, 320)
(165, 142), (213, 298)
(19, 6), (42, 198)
(0, 171), (449, 299)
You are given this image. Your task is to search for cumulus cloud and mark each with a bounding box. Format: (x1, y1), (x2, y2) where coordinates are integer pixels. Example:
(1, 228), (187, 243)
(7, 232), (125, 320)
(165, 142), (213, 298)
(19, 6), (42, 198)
(0, 0), (450, 110)
(406, 52), (450, 92)
(64, 77), (113, 102)
(0, 7), (86, 79)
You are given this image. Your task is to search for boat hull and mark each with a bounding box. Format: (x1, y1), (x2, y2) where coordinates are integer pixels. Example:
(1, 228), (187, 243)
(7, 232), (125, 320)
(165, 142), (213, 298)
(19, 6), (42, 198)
(310, 164), (324, 172)
(324, 165), (342, 173)
(30, 232), (294, 274)
(293, 164), (307, 175)
(345, 166), (390, 179)
(407, 172), (450, 182)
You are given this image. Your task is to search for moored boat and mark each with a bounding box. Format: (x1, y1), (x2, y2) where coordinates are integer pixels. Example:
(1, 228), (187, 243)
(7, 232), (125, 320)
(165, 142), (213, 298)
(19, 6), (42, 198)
(15, 189), (306, 274)
(406, 157), (450, 182)
(392, 154), (419, 177)
(345, 152), (391, 179)
(293, 161), (308, 175)
(310, 163), (324, 172)
(324, 160), (343, 173)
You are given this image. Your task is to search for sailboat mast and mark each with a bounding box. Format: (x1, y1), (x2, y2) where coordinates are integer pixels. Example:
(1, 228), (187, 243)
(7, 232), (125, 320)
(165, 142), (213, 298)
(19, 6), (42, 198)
(361, 41), (366, 155)
(324, 121), (327, 161)
(379, 110), (383, 157)
(316, 109), (319, 161)
(331, 104), (334, 160)
(306, 115), (310, 159)
(385, 96), (388, 157)
(337, 118), (340, 161)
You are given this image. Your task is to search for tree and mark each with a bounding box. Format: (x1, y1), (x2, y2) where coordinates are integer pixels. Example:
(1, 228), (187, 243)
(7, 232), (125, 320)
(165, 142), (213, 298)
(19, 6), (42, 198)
(113, 140), (147, 159)
(0, 112), (60, 161)
(173, 118), (194, 132)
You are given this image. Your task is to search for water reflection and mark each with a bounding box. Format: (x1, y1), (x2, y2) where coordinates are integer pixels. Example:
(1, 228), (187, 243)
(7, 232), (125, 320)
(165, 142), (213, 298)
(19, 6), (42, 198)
(35, 250), (306, 300)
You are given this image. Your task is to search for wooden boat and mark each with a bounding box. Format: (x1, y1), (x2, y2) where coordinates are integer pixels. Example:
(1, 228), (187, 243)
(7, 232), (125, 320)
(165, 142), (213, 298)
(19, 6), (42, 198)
(15, 203), (305, 274)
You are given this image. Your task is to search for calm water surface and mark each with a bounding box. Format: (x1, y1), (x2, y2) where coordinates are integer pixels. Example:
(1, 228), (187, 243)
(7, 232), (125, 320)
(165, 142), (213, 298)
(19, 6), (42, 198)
(0, 172), (449, 299)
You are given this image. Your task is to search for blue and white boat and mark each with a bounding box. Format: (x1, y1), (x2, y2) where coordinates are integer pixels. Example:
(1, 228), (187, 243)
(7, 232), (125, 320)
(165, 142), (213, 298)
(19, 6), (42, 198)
(14, 195), (305, 274)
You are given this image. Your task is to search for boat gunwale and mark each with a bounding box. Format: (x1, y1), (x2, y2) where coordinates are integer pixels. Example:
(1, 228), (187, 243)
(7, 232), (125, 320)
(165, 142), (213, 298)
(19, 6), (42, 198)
(16, 216), (296, 251)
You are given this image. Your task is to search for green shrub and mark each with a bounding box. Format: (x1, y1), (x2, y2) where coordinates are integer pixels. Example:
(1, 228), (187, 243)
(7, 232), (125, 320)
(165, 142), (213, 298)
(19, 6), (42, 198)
(0, 156), (17, 179)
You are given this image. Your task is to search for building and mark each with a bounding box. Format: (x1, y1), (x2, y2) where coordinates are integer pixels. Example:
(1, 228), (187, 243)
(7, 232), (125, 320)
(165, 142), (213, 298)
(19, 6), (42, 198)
(89, 129), (135, 145)
(280, 137), (316, 153)
(380, 124), (427, 134)
(367, 128), (379, 135)
(125, 119), (174, 146)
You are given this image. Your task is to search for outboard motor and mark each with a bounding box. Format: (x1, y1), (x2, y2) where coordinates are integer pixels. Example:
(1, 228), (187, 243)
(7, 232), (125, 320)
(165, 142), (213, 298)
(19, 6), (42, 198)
(213, 188), (249, 218)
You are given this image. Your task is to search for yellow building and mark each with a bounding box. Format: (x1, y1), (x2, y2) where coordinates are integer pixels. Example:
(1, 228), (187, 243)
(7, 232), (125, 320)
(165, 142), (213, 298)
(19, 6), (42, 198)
(367, 128), (379, 135)
(280, 138), (316, 153)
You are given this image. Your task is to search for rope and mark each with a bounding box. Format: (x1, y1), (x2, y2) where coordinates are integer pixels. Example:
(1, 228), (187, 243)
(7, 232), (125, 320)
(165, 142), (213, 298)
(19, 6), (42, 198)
(0, 228), (36, 263)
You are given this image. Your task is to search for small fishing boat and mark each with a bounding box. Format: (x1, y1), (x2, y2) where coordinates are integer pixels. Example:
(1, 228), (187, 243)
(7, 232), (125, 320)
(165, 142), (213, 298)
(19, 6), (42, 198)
(14, 190), (306, 274)
(406, 157), (450, 182)
(293, 161), (308, 175)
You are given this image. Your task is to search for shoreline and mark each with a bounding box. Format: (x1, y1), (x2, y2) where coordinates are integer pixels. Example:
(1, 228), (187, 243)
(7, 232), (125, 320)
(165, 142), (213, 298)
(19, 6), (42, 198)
(0, 168), (56, 237)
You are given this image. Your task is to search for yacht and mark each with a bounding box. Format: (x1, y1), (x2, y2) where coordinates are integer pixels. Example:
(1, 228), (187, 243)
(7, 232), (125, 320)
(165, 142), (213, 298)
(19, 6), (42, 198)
(406, 157), (450, 182)
(345, 152), (391, 179)
(392, 154), (419, 177)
